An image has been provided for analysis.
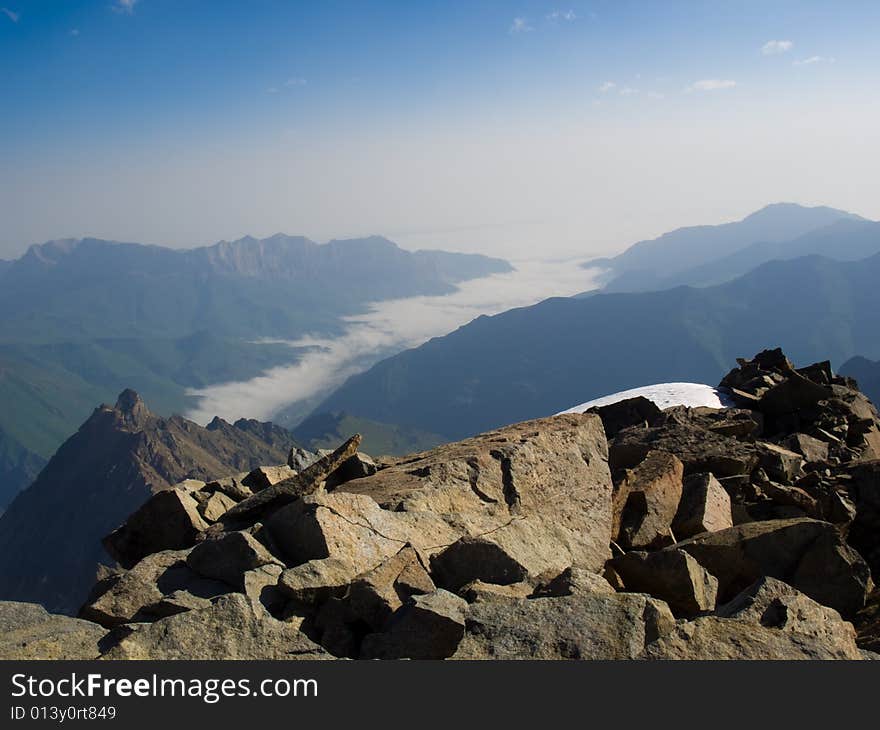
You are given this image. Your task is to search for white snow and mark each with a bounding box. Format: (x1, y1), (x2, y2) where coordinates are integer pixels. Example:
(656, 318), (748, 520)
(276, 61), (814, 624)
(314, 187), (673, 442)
(557, 382), (737, 415)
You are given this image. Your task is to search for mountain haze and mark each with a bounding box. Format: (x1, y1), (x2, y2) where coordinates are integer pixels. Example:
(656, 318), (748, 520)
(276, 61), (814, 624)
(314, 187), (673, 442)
(0, 234), (509, 504)
(591, 203), (865, 292)
(314, 252), (880, 440)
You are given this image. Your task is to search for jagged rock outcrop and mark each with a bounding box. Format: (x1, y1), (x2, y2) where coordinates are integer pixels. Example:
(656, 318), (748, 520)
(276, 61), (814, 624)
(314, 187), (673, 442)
(5, 348), (879, 660)
(0, 390), (298, 614)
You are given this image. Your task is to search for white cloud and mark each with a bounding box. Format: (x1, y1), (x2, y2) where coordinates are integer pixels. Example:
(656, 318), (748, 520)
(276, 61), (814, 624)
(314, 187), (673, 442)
(547, 10), (576, 22)
(266, 87), (279, 94)
(185, 260), (605, 424)
(1, 7), (19, 22)
(762, 39), (793, 55)
(285, 77), (307, 87)
(598, 81), (616, 93)
(509, 17), (533, 34)
(686, 79), (737, 92)
(619, 87), (639, 96)
(113, 0), (137, 14)
(647, 91), (665, 99)
(793, 55), (835, 66)
(70, 28), (80, 37)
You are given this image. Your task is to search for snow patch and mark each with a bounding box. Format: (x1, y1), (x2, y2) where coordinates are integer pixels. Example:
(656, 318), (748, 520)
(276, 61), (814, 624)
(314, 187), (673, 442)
(557, 382), (737, 415)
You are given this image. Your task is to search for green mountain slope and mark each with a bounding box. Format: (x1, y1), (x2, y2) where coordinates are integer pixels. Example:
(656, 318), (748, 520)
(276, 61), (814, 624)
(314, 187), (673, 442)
(315, 253), (880, 441)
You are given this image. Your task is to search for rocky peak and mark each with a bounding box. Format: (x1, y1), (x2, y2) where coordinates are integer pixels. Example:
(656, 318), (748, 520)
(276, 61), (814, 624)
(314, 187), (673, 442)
(113, 389), (150, 428)
(5, 349), (880, 661)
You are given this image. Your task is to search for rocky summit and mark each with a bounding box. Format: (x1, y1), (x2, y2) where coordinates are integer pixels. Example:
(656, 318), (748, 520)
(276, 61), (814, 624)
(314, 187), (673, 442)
(3, 348), (880, 660)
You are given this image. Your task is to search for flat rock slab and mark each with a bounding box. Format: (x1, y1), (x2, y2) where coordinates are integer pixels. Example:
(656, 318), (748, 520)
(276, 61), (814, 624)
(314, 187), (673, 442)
(0, 601), (106, 660)
(452, 592), (675, 660)
(99, 594), (330, 660)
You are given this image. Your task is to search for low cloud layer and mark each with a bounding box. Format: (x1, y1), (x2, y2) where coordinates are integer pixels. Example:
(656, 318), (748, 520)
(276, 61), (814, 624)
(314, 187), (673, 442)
(185, 260), (604, 425)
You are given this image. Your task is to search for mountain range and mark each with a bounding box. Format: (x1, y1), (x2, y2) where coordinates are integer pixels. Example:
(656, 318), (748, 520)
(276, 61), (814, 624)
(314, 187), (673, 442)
(590, 203), (866, 292)
(314, 252), (880, 441)
(0, 234), (509, 509)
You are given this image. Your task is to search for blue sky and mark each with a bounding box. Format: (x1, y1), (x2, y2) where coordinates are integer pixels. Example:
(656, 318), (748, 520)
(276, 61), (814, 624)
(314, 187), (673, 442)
(2, 0), (879, 258)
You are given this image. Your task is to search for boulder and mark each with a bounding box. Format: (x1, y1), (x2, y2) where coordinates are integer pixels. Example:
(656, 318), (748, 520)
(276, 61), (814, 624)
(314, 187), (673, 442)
(530, 567), (616, 597)
(242, 564), (285, 612)
(610, 410), (760, 478)
(241, 465), (296, 492)
(222, 435), (362, 522)
(324, 452), (379, 490)
(642, 577), (863, 660)
(338, 414), (614, 578)
(610, 549), (718, 617)
(137, 590), (214, 619)
(758, 442), (805, 482)
(783, 433), (830, 464)
(589, 396), (662, 438)
(343, 546), (435, 630)
(360, 590), (468, 659)
(80, 549), (189, 626)
(429, 537), (529, 592)
(203, 474), (253, 502)
(279, 557), (360, 604)
(452, 592), (675, 660)
(672, 472), (733, 538)
(0, 601), (107, 660)
(614, 450), (683, 549)
(99, 594), (330, 660)
(288, 446), (319, 472)
(674, 518), (872, 615)
(311, 546), (436, 656)
(103, 490), (209, 568)
(199, 491), (237, 522)
(186, 531), (279, 591)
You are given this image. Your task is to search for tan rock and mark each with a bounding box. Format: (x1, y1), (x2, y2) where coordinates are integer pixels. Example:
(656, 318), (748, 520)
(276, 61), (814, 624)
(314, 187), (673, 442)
(615, 450), (684, 549)
(453, 592), (675, 660)
(103, 490), (209, 568)
(0, 601), (106, 660)
(99, 594), (330, 660)
(672, 472), (733, 538)
(611, 549), (718, 617)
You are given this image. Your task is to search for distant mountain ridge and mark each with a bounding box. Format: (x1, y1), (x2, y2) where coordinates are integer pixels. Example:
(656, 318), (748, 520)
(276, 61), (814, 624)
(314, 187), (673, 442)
(841, 356), (880, 408)
(2, 234), (511, 343)
(0, 390), (296, 614)
(590, 203), (868, 292)
(0, 233), (510, 506)
(314, 252), (880, 441)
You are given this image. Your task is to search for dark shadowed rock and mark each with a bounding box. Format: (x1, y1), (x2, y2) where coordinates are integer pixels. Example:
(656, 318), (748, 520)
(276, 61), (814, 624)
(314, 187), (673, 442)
(103, 490), (209, 569)
(186, 532), (278, 591)
(590, 396), (662, 438)
(674, 518), (871, 615)
(360, 589), (467, 659)
(429, 537), (529, 592)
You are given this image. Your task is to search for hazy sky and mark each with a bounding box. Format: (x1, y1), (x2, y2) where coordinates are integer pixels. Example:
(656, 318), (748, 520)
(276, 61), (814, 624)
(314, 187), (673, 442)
(2, 0), (879, 260)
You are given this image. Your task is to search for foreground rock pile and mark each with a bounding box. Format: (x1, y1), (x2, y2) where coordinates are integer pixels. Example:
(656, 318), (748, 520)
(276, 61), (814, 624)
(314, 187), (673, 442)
(3, 348), (880, 660)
